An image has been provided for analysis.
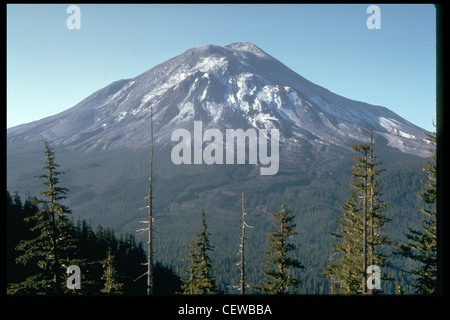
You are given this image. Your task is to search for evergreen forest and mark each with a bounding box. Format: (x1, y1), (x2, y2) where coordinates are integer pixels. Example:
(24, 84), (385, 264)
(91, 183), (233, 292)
(6, 130), (438, 296)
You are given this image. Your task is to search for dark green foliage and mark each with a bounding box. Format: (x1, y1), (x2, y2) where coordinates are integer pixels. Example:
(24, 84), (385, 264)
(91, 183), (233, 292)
(6, 143), (180, 295)
(325, 192), (364, 294)
(180, 211), (219, 294)
(6, 191), (39, 289)
(100, 249), (124, 294)
(324, 133), (392, 294)
(396, 131), (437, 294)
(153, 262), (183, 295)
(6, 195), (183, 295)
(11, 142), (76, 295)
(71, 222), (147, 295)
(6, 140), (431, 294)
(254, 202), (303, 294)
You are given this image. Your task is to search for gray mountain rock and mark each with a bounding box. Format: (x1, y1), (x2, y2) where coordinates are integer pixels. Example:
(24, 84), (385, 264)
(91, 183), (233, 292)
(7, 42), (430, 157)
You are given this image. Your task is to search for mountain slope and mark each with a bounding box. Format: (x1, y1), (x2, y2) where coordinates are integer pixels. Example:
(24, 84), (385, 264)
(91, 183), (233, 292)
(7, 42), (430, 157)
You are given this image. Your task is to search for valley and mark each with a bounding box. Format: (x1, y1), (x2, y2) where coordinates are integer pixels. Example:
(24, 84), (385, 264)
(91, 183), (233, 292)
(6, 139), (428, 294)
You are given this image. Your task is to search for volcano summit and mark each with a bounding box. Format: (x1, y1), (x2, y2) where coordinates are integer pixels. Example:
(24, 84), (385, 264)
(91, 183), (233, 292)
(7, 42), (430, 158)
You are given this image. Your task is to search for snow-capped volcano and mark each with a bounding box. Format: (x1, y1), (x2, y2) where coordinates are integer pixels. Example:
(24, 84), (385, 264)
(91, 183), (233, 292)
(7, 42), (430, 157)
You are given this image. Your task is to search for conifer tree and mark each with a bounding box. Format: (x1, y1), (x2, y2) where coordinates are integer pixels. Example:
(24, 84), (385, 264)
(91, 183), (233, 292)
(101, 249), (124, 295)
(14, 142), (75, 294)
(6, 192), (39, 293)
(254, 202), (303, 294)
(324, 131), (390, 294)
(325, 192), (364, 294)
(396, 130), (437, 294)
(181, 211), (219, 295)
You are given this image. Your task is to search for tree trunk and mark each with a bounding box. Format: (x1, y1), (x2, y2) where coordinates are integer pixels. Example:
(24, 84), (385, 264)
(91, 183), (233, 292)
(147, 104), (154, 295)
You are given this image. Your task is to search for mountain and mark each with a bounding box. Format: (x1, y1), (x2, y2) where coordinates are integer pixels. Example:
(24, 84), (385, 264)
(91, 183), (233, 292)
(7, 42), (430, 157)
(7, 42), (431, 294)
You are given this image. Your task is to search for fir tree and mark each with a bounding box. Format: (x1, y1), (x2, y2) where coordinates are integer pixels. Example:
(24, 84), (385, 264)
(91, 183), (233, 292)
(181, 211), (219, 295)
(14, 142), (76, 295)
(6, 192), (39, 292)
(325, 192), (364, 294)
(153, 262), (183, 295)
(254, 202), (303, 294)
(396, 130), (437, 294)
(325, 131), (391, 294)
(101, 249), (124, 295)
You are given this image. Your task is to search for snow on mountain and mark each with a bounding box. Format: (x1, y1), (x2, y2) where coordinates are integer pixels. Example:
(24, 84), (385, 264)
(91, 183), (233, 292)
(7, 42), (430, 157)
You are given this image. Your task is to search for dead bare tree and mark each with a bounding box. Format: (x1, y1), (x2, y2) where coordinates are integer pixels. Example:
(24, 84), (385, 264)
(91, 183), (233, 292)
(147, 104), (154, 295)
(238, 192), (252, 294)
(136, 105), (154, 295)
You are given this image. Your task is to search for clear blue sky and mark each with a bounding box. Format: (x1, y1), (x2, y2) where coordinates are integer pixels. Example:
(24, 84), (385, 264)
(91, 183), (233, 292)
(7, 4), (436, 131)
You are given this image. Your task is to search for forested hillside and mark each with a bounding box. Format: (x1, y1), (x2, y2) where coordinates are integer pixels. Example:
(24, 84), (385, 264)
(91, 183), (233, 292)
(6, 191), (182, 295)
(6, 139), (433, 295)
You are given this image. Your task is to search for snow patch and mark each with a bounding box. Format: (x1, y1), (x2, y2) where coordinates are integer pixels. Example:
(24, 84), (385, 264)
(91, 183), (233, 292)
(204, 102), (223, 123)
(176, 102), (194, 120)
(378, 116), (400, 131)
(195, 56), (227, 73)
(200, 86), (208, 101)
(398, 130), (416, 140)
(378, 116), (416, 139)
(227, 42), (267, 58)
(102, 81), (136, 108)
(285, 88), (302, 105)
(250, 112), (278, 128)
(115, 111), (127, 122)
(141, 72), (190, 106)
